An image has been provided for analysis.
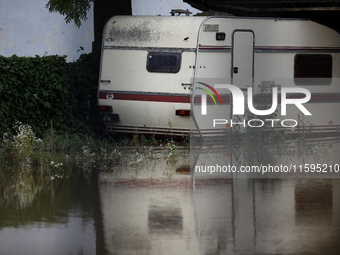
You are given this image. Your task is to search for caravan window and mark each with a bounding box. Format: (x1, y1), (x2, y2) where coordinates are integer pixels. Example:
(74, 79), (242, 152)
(147, 52), (181, 73)
(294, 54), (332, 85)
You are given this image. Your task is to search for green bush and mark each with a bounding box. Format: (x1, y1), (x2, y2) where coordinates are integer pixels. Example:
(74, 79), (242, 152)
(68, 51), (100, 130)
(0, 52), (100, 136)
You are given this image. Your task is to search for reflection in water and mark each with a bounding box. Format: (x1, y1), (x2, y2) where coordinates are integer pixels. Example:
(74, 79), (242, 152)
(3, 171), (40, 209)
(1, 141), (340, 254)
(148, 205), (183, 235)
(188, 138), (340, 254)
(295, 179), (333, 225)
(99, 151), (340, 255)
(193, 178), (340, 255)
(0, 174), (101, 255)
(99, 160), (200, 255)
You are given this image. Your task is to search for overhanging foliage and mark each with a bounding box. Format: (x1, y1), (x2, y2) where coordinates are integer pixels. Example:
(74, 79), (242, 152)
(46, 0), (92, 28)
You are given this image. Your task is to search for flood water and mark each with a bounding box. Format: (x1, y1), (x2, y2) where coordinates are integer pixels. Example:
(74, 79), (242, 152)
(1, 145), (340, 255)
(0, 174), (102, 255)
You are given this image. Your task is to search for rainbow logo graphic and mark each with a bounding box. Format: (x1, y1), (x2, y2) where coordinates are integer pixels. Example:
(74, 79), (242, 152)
(196, 82), (223, 106)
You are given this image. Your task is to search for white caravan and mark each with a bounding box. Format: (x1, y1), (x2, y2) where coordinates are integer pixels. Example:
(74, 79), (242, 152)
(97, 15), (340, 138)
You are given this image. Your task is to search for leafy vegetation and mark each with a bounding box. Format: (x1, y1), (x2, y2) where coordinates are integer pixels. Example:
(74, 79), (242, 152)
(46, 0), (92, 28)
(0, 52), (100, 136)
(68, 51), (101, 131)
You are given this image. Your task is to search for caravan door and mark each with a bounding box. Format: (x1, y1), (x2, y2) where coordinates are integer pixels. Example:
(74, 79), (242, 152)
(231, 30), (255, 90)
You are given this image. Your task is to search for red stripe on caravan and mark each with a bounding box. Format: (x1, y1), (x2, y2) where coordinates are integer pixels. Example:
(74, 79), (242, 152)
(310, 94), (340, 102)
(199, 45), (340, 52)
(252, 93), (340, 103)
(287, 93), (340, 103)
(99, 92), (232, 104)
(99, 92), (340, 104)
(254, 46), (340, 52)
(199, 46), (231, 50)
(99, 92), (191, 103)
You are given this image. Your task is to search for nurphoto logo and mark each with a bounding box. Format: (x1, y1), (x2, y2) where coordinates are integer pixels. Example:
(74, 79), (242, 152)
(196, 82), (312, 128)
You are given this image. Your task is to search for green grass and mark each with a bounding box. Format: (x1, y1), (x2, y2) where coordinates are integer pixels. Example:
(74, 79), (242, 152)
(0, 122), (190, 191)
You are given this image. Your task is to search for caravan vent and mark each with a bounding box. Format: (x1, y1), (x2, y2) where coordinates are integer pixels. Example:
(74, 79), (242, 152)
(204, 24), (219, 32)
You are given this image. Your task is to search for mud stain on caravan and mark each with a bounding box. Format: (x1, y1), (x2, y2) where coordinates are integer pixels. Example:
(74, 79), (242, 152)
(107, 20), (159, 44)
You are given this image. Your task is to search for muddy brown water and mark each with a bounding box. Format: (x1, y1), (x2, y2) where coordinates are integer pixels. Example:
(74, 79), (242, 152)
(1, 146), (340, 255)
